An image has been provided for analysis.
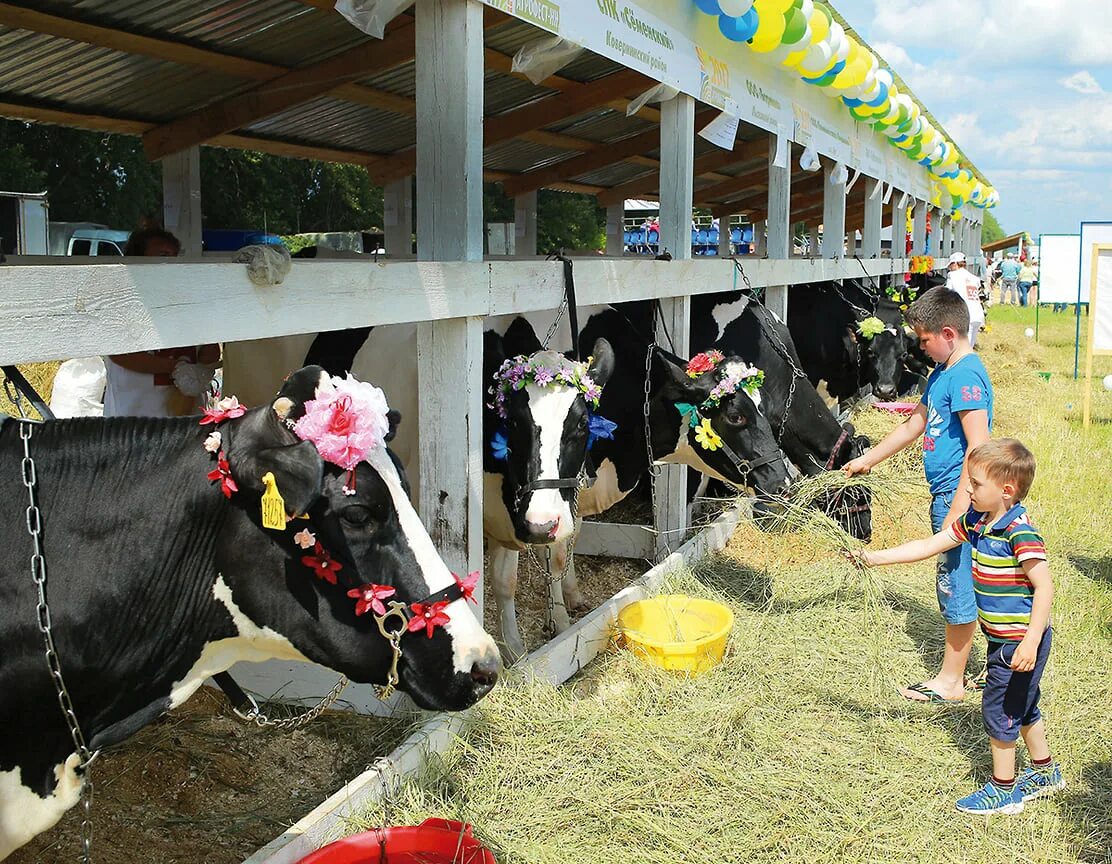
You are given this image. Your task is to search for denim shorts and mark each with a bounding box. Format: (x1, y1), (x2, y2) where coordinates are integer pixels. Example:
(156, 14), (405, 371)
(982, 629), (1052, 742)
(930, 491), (977, 625)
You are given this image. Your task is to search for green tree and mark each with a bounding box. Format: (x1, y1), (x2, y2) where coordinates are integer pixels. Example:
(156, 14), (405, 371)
(980, 209), (1005, 245)
(536, 190), (605, 254)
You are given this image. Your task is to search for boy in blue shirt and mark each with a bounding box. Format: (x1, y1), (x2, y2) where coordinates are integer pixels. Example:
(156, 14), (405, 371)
(844, 288), (993, 703)
(853, 438), (1062, 813)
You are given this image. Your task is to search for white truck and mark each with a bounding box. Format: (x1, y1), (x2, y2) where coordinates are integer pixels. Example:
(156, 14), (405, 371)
(0, 190), (49, 255)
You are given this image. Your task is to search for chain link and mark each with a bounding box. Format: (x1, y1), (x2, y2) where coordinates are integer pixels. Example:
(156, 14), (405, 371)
(234, 672), (351, 730)
(18, 420), (98, 863)
(5, 375), (27, 419)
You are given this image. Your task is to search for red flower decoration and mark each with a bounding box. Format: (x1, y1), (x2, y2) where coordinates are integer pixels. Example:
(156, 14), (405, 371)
(685, 350), (724, 378)
(453, 570), (481, 605)
(206, 451), (238, 498)
(200, 396), (247, 426)
(302, 542), (343, 585)
(326, 395), (357, 436)
(407, 600), (451, 638)
(347, 583), (396, 617)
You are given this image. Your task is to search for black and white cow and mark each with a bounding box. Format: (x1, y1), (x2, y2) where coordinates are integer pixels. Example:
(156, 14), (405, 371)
(786, 279), (909, 403)
(689, 291), (874, 541)
(0, 367), (499, 859)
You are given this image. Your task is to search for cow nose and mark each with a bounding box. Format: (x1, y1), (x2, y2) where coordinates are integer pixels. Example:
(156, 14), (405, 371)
(470, 657), (500, 695)
(521, 517), (559, 544)
(876, 385), (898, 400)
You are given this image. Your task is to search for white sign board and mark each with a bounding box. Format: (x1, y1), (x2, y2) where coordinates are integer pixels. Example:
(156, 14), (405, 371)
(1080, 222), (1112, 307)
(1036, 234), (1081, 305)
(1092, 247), (1112, 353)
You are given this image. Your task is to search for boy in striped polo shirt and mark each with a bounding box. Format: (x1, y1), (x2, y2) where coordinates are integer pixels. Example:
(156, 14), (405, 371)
(855, 438), (1063, 814)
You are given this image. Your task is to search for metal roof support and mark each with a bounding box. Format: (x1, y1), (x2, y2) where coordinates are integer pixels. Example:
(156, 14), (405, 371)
(414, 0), (485, 603)
(514, 191), (537, 257)
(654, 92), (694, 558)
(161, 146), (202, 256)
(823, 162), (846, 260)
(765, 133), (791, 319)
(384, 176), (414, 258)
(605, 203), (624, 257)
(912, 201), (927, 257)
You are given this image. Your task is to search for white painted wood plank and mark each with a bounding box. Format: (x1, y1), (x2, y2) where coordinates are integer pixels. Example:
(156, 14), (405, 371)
(1, 258), (918, 364)
(765, 136), (791, 320)
(926, 207), (940, 258)
(574, 521), (655, 559)
(863, 178), (882, 259)
(912, 201), (927, 257)
(383, 176), (414, 258)
(514, 191), (537, 257)
(161, 146), (202, 256)
(823, 163), (846, 260)
(605, 203), (624, 257)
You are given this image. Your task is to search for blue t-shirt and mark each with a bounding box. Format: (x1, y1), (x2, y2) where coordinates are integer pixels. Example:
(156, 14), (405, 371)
(1000, 260), (1021, 280)
(920, 354), (994, 495)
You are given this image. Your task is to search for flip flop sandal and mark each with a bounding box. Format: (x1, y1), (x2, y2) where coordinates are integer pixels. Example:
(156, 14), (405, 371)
(965, 672), (988, 692)
(900, 682), (963, 704)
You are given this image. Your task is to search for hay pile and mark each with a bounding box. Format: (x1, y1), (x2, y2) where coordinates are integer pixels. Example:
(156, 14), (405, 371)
(350, 307), (1112, 864)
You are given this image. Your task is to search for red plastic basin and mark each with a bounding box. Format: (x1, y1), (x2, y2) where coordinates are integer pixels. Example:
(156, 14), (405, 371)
(872, 401), (917, 415)
(296, 819), (496, 864)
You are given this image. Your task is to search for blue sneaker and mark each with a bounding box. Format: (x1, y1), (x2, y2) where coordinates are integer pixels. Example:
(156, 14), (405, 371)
(956, 780), (1024, 814)
(1016, 764), (1065, 802)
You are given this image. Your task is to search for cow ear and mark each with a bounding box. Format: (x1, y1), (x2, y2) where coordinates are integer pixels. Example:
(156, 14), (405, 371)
(651, 349), (703, 400)
(502, 316), (543, 357)
(587, 337), (615, 388)
(226, 409), (325, 517)
(385, 409), (401, 443)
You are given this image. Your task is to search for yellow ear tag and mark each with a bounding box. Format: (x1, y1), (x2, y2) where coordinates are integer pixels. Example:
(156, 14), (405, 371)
(260, 471), (287, 531)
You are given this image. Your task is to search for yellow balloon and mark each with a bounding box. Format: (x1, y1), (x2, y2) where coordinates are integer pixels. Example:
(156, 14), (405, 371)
(750, 1), (788, 51)
(761, 0), (795, 11)
(809, 4), (831, 44)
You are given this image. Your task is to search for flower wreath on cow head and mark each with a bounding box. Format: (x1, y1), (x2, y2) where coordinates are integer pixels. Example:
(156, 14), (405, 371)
(675, 350), (765, 453)
(199, 378), (475, 637)
(487, 353), (617, 460)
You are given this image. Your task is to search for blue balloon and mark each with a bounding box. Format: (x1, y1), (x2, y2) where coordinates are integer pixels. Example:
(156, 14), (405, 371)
(694, 0), (721, 15)
(865, 81), (890, 108)
(842, 96), (864, 108)
(802, 59), (844, 85)
(718, 8), (759, 42)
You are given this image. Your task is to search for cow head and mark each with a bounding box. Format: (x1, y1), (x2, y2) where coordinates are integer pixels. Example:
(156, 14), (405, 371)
(819, 424), (873, 542)
(853, 299), (908, 401)
(649, 349), (789, 498)
(222, 366), (501, 711)
(483, 318), (615, 545)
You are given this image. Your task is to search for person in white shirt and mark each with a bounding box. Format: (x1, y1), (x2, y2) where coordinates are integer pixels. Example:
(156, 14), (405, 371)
(945, 251), (985, 346)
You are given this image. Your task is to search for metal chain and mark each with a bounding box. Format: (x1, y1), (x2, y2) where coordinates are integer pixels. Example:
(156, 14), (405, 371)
(19, 420), (98, 863)
(541, 295), (568, 351)
(642, 339), (660, 522)
(526, 474), (584, 636)
(234, 672), (351, 730)
(5, 375), (27, 419)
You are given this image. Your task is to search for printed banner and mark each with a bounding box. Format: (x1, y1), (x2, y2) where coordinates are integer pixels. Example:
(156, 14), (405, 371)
(482, 0), (933, 192)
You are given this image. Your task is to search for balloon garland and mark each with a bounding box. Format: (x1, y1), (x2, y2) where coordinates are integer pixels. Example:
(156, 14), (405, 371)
(689, 0), (997, 215)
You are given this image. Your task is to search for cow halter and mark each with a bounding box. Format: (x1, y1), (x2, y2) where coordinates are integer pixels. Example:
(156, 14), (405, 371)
(201, 387), (475, 702)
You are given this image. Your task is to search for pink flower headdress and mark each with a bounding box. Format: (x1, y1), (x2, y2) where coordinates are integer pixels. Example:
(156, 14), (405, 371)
(292, 374), (391, 490)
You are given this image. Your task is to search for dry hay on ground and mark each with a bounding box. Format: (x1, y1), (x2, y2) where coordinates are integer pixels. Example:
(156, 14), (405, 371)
(1, 362), (60, 419)
(347, 308), (1112, 864)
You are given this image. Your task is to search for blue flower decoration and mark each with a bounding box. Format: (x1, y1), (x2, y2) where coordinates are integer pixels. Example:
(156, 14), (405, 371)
(586, 412), (618, 450)
(491, 427), (510, 461)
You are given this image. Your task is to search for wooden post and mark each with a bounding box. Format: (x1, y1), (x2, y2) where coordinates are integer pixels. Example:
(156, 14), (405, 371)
(383, 176), (414, 258)
(718, 215), (732, 258)
(863, 178), (882, 259)
(514, 190), (537, 257)
(808, 220), (822, 257)
(605, 202), (624, 256)
(822, 162), (846, 259)
(892, 192), (908, 259)
(161, 145), (202, 255)
(753, 218), (767, 256)
(912, 200), (927, 257)
(766, 135), (791, 318)
(926, 207), (940, 258)
(415, 0), (484, 593)
(941, 213), (953, 260)
(654, 93), (694, 557)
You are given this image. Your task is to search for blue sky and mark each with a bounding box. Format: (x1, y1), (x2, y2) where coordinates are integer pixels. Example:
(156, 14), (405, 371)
(831, 0), (1112, 238)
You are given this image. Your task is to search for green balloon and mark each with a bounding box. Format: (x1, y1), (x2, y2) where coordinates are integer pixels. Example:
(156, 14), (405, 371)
(781, 8), (807, 44)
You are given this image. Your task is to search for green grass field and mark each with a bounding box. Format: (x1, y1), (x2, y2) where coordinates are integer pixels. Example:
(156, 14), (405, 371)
(353, 306), (1112, 864)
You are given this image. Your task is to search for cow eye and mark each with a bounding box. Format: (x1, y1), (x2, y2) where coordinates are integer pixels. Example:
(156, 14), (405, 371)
(341, 504), (374, 526)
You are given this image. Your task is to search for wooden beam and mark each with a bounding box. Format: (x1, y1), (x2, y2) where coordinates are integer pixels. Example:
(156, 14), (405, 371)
(765, 136), (791, 318)
(823, 163), (846, 259)
(596, 136), (769, 207)
(143, 19), (419, 160)
(368, 68), (647, 185)
(695, 164), (770, 206)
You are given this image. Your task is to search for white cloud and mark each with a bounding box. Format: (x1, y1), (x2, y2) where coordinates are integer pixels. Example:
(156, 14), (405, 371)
(1060, 71), (1103, 94)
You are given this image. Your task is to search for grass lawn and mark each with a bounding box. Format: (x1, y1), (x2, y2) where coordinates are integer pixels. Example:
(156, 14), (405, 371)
(353, 305), (1112, 864)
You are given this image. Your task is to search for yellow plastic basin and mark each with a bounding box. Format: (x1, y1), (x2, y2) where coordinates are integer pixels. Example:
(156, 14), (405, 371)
(616, 595), (734, 675)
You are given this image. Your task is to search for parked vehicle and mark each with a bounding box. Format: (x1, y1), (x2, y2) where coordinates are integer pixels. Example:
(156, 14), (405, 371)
(0, 190), (49, 255)
(202, 228), (284, 251)
(65, 227), (131, 256)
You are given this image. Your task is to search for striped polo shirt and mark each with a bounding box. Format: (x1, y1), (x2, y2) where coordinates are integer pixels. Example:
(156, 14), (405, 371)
(948, 503), (1047, 643)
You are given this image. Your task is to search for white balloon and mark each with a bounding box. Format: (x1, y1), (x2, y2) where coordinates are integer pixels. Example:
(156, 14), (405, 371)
(1104, 374), (1112, 391)
(799, 0), (815, 19)
(875, 68), (894, 88)
(1025, 328), (1035, 338)
(717, 0), (754, 17)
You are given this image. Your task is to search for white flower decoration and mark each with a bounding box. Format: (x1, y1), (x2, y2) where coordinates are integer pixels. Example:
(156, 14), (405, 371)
(203, 431), (222, 453)
(293, 528), (316, 549)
